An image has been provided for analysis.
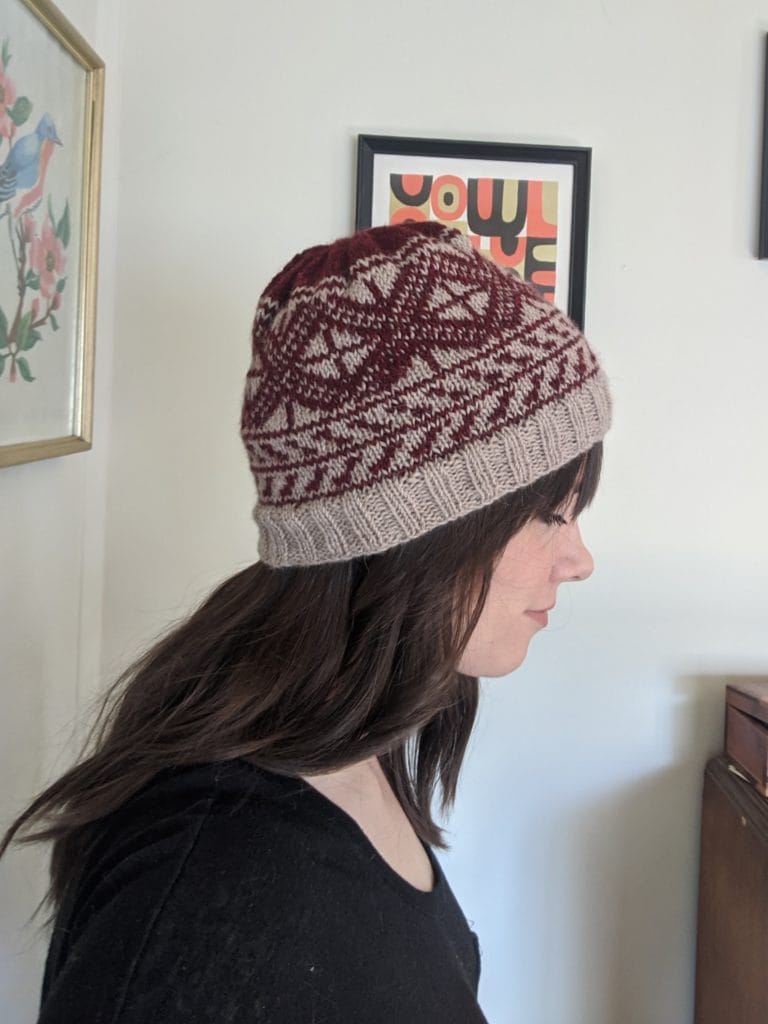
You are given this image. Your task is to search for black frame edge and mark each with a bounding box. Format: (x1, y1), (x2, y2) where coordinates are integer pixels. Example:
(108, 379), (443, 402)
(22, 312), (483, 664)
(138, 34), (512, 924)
(759, 35), (768, 258)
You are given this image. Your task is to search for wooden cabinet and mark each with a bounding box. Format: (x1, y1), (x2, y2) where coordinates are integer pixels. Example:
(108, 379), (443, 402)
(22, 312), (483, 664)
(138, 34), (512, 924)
(694, 756), (768, 1023)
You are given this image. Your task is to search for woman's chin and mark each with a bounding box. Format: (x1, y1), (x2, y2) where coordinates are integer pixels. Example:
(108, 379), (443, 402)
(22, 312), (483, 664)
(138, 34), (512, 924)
(459, 643), (529, 679)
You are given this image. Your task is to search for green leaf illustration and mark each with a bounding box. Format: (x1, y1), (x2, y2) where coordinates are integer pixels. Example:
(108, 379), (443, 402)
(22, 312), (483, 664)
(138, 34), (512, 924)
(57, 202), (71, 248)
(48, 196), (56, 227)
(24, 270), (40, 290)
(17, 356), (35, 382)
(0, 353), (5, 379)
(16, 311), (31, 351)
(56, 277), (66, 293)
(9, 96), (31, 127)
(49, 313), (59, 331)
(0, 307), (7, 346)
(20, 328), (41, 351)
(2, 39), (10, 70)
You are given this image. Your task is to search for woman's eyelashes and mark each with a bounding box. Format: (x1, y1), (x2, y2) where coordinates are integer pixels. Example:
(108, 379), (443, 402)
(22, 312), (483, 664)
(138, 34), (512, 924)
(541, 511), (568, 526)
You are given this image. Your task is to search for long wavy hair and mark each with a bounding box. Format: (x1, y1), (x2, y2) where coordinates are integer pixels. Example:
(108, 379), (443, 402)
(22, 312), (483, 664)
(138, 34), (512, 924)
(2, 443), (602, 915)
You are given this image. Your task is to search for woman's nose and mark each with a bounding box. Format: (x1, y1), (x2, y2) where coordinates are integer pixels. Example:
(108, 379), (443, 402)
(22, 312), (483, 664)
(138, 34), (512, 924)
(553, 522), (594, 582)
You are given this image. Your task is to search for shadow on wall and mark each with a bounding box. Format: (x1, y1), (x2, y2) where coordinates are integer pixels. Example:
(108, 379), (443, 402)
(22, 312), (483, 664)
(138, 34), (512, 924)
(600, 673), (764, 1024)
(516, 672), (738, 1024)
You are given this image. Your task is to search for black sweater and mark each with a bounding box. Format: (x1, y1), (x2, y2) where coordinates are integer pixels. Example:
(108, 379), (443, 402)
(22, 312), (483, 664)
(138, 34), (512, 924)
(39, 759), (488, 1023)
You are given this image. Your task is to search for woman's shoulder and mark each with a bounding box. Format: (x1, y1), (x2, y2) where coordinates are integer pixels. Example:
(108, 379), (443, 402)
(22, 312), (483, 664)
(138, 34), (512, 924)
(44, 761), (334, 1003)
(120, 757), (309, 821)
(63, 761), (319, 928)
(87, 759), (320, 879)
(37, 762), (313, 1020)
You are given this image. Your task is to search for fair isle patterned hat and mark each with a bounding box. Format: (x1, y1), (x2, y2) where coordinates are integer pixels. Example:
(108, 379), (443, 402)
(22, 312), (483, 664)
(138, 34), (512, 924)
(241, 222), (611, 567)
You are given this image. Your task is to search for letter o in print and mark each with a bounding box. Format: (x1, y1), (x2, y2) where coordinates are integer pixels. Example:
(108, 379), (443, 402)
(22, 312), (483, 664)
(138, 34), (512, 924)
(430, 175), (467, 221)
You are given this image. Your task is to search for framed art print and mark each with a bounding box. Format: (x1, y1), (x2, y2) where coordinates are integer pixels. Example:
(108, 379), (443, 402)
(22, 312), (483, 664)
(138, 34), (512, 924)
(0, 0), (104, 468)
(356, 134), (591, 328)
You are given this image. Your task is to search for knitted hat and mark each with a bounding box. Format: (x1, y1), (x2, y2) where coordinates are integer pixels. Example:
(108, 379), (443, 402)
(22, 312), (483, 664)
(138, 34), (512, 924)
(241, 222), (611, 567)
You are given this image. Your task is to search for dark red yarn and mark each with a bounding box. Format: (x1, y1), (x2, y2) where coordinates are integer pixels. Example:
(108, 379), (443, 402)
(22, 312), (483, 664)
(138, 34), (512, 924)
(262, 222), (447, 305)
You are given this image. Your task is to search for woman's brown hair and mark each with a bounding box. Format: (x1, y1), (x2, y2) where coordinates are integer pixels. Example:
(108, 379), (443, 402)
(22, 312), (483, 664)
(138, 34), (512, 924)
(1, 442), (602, 915)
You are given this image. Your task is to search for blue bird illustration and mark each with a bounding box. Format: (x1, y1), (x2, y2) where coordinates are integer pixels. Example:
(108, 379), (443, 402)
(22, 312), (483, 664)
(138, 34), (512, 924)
(0, 113), (62, 212)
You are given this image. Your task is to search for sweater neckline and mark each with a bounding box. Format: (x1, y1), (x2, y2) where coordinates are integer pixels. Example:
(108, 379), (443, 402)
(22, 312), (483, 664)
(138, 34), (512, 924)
(236, 758), (444, 908)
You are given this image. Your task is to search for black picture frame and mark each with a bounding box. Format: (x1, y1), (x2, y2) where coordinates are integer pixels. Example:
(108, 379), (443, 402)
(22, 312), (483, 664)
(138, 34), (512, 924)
(356, 134), (592, 328)
(759, 34), (768, 259)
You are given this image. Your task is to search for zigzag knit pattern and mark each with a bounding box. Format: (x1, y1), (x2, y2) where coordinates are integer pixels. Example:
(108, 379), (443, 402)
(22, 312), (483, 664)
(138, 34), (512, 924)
(241, 222), (611, 567)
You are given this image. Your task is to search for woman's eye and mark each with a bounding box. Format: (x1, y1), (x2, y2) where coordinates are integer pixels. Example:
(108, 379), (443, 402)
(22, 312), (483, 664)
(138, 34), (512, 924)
(542, 512), (568, 526)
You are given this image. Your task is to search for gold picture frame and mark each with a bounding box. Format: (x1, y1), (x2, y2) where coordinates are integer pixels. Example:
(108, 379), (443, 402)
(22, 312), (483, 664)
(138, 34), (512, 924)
(0, 0), (103, 468)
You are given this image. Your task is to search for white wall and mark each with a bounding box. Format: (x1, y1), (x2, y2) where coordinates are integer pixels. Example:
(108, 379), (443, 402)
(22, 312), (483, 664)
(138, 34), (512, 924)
(3, 1), (768, 1021)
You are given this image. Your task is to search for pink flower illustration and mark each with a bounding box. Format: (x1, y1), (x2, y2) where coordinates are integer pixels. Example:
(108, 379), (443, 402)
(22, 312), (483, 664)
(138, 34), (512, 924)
(29, 215), (65, 300)
(0, 64), (17, 140)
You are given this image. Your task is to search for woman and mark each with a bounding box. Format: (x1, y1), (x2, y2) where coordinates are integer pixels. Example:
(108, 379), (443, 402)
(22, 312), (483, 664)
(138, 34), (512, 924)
(2, 221), (611, 1022)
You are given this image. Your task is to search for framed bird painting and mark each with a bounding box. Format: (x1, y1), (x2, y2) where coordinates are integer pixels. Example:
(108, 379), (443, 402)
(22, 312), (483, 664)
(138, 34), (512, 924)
(0, 0), (103, 468)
